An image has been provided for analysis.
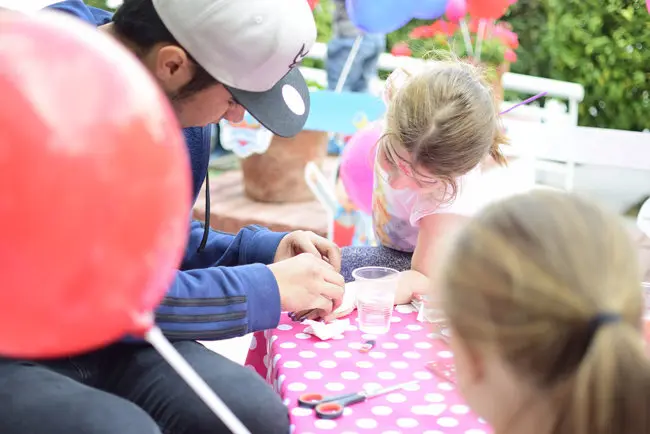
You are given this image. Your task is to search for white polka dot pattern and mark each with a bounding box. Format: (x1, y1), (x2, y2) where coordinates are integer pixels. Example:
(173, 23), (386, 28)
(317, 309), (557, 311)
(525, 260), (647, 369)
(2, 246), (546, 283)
(341, 371), (360, 380)
(299, 351), (317, 359)
(245, 310), (488, 433)
(304, 371), (323, 380)
(325, 382), (345, 391)
(371, 405), (393, 416)
(380, 342), (399, 350)
(377, 371), (397, 380)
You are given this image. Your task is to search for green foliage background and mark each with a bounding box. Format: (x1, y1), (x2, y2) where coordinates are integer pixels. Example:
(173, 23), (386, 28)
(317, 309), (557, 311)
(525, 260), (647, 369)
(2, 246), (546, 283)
(88, 0), (650, 131)
(86, 0), (113, 10)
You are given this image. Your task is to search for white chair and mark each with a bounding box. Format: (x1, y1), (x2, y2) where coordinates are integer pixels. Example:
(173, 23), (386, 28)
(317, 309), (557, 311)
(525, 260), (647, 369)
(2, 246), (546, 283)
(304, 162), (339, 241)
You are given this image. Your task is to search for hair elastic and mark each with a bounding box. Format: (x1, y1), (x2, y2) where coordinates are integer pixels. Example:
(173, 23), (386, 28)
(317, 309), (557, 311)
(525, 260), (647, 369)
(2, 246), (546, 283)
(587, 312), (621, 337)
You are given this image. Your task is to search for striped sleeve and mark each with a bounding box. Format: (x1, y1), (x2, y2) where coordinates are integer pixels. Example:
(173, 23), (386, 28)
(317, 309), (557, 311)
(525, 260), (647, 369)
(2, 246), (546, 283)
(156, 263), (281, 340)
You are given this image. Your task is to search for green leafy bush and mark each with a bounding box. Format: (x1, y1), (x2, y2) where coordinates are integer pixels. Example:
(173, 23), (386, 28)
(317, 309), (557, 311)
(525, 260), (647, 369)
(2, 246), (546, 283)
(85, 0), (115, 10)
(505, 0), (551, 79)
(536, 0), (649, 131)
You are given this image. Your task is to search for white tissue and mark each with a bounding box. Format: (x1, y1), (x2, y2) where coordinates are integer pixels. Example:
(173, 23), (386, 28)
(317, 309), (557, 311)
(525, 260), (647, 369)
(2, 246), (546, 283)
(302, 319), (350, 340)
(330, 281), (358, 319)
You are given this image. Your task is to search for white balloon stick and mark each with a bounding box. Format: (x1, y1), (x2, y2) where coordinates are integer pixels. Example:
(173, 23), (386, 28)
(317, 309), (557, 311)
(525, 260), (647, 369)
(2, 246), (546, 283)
(145, 326), (252, 434)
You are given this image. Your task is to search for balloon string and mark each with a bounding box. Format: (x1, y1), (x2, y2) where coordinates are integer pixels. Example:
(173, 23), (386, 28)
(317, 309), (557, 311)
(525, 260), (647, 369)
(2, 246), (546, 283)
(459, 19), (474, 58)
(334, 34), (364, 93)
(144, 326), (252, 434)
(499, 91), (548, 115)
(474, 19), (487, 62)
(329, 34), (365, 150)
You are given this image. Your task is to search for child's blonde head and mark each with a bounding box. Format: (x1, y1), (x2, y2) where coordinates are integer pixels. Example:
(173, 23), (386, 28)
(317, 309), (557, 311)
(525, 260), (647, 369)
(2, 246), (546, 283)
(440, 189), (648, 434)
(383, 54), (507, 197)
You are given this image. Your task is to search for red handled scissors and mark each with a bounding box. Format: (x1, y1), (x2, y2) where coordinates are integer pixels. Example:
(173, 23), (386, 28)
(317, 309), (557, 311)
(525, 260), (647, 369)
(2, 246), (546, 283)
(297, 380), (419, 419)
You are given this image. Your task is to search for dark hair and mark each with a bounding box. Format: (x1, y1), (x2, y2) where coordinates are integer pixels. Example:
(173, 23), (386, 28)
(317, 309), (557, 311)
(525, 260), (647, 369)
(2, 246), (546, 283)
(112, 0), (217, 99)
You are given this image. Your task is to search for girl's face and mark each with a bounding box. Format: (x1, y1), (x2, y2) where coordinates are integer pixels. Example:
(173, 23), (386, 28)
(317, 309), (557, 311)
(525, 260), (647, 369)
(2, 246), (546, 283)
(378, 140), (439, 191)
(449, 330), (506, 428)
(449, 327), (547, 433)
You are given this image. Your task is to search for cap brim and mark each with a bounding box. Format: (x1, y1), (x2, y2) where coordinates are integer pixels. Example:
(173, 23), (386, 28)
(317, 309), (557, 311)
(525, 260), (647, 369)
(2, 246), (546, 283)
(226, 68), (310, 138)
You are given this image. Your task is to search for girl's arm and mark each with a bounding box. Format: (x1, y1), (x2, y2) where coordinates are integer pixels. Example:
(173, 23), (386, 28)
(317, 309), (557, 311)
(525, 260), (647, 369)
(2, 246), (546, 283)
(394, 213), (467, 304)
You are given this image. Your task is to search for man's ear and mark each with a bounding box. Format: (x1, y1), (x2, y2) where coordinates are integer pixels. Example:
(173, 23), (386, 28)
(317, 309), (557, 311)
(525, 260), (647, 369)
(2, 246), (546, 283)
(150, 45), (192, 94)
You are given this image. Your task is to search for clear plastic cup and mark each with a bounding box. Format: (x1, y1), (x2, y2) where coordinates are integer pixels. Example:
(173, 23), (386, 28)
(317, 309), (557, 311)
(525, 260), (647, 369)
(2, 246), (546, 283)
(353, 266), (399, 334)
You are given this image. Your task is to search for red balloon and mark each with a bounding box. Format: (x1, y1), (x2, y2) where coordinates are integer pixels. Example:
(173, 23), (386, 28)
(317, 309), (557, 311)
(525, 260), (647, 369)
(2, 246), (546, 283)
(466, 0), (511, 19)
(0, 10), (191, 358)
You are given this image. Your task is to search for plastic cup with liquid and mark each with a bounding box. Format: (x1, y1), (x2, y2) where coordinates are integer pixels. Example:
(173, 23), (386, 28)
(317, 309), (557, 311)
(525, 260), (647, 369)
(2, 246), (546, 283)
(353, 266), (399, 334)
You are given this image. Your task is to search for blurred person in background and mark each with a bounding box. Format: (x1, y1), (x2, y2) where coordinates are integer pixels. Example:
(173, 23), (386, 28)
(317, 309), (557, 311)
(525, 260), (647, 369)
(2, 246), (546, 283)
(326, 0), (384, 154)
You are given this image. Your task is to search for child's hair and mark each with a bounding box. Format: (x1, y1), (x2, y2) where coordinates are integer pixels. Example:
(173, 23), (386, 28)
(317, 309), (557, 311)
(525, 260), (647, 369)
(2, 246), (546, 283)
(440, 189), (649, 434)
(383, 52), (507, 199)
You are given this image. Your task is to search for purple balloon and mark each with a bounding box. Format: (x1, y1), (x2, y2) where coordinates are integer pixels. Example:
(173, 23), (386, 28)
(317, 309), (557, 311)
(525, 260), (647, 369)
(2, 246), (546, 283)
(345, 0), (417, 34)
(412, 0), (449, 20)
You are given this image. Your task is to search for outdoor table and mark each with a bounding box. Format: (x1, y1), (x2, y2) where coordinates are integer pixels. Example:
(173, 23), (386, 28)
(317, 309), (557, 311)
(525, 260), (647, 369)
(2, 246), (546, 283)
(246, 305), (491, 433)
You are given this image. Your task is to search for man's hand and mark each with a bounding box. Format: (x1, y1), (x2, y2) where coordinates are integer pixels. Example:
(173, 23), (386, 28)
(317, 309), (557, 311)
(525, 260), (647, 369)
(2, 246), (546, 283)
(274, 230), (342, 272)
(268, 253), (345, 314)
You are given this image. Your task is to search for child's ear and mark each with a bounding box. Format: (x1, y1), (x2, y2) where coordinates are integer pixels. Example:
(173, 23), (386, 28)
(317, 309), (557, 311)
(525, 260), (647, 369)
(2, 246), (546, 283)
(450, 329), (486, 386)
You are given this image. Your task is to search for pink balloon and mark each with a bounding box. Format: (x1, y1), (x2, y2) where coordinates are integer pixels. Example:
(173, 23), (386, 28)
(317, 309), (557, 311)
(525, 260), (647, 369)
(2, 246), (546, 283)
(339, 122), (383, 215)
(445, 0), (467, 22)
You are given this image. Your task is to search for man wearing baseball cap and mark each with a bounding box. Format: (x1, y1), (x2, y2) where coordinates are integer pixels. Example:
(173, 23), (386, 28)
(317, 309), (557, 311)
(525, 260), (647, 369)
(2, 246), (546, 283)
(0, 1), (344, 433)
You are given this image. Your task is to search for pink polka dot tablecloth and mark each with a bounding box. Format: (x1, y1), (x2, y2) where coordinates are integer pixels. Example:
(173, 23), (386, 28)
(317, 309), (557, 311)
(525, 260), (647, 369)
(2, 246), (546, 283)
(245, 305), (491, 433)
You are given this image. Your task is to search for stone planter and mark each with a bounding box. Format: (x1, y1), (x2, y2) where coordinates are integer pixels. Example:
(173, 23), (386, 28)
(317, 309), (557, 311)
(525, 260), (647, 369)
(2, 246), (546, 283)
(241, 130), (329, 203)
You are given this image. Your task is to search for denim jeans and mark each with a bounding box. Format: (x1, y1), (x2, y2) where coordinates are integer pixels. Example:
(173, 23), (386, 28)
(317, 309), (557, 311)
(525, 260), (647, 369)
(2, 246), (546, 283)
(326, 33), (386, 93)
(0, 341), (289, 434)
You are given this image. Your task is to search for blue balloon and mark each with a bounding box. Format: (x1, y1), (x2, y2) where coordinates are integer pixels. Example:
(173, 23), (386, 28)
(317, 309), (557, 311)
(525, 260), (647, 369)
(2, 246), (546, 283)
(345, 0), (417, 34)
(412, 0), (449, 20)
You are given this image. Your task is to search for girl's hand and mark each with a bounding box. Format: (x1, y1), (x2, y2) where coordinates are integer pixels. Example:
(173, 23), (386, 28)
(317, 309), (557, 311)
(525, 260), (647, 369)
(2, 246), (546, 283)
(395, 270), (429, 305)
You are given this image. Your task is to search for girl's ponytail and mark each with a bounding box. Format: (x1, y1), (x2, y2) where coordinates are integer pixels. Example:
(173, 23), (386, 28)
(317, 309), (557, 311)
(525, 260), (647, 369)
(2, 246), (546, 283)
(489, 126), (509, 167)
(555, 319), (650, 434)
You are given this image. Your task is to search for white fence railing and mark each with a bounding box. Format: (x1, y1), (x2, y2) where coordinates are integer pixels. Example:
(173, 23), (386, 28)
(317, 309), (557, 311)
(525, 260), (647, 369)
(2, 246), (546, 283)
(303, 42), (585, 125)
(302, 41), (589, 189)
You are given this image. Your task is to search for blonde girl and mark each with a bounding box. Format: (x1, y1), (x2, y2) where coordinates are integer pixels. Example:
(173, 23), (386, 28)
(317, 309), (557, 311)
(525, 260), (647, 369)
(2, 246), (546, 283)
(367, 55), (507, 303)
(440, 190), (649, 434)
